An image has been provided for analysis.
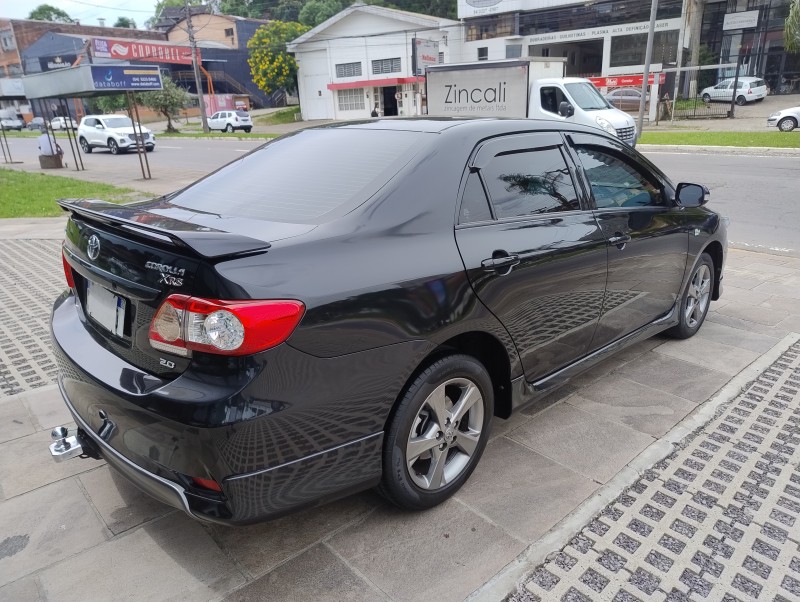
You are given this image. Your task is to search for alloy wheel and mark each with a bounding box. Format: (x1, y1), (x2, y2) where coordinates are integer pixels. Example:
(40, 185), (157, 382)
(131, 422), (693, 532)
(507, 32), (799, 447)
(684, 264), (711, 329)
(405, 377), (484, 491)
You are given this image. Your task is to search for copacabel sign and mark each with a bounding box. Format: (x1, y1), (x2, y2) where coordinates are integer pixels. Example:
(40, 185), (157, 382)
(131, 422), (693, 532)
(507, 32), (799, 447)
(92, 38), (197, 65)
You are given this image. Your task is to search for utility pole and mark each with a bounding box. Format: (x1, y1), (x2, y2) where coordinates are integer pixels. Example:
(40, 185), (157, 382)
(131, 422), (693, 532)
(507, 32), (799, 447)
(185, 0), (209, 133)
(636, 0), (659, 141)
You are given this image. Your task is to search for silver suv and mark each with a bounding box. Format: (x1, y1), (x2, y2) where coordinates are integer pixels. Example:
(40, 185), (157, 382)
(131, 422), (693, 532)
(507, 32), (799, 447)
(78, 115), (155, 155)
(208, 110), (252, 133)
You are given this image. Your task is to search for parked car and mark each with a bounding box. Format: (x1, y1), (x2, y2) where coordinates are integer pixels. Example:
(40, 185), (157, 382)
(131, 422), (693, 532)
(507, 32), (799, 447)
(77, 115), (155, 154)
(1, 117), (24, 131)
(27, 117), (46, 131)
(208, 110), (252, 133)
(767, 105), (800, 132)
(604, 87), (650, 111)
(51, 116), (78, 130)
(51, 118), (726, 524)
(699, 76), (768, 105)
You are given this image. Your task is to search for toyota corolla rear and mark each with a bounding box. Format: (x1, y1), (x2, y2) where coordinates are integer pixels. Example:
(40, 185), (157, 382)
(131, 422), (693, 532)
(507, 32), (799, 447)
(50, 125), (439, 524)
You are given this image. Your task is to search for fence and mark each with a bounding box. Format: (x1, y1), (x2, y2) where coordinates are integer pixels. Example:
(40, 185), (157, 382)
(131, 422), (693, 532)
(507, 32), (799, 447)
(658, 63), (740, 120)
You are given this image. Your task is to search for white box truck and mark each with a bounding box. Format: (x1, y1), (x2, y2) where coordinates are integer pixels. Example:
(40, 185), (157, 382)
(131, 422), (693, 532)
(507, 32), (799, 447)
(425, 58), (638, 146)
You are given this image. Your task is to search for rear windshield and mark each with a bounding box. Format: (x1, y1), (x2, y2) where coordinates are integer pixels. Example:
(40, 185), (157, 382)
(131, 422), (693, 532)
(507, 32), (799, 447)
(753, 79), (766, 88)
(235, 110), (249, 117)
(170, 128), (428, 223)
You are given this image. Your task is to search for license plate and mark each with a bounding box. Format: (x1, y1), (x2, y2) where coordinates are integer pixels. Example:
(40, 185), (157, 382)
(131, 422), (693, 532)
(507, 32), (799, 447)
(86, 281), (126, 337)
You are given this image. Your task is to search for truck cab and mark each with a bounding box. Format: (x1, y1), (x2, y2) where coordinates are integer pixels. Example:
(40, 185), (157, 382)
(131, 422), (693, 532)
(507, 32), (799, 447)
(532, 77), (637, 146)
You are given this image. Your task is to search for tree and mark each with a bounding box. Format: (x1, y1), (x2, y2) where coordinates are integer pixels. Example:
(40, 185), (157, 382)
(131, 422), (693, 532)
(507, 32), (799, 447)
(298, 0), (343, 26)
(146, 0), (203, 29)
(28, 4), (74, 23)
(139, 77), (189, 132)
(271, 0), (304, 21)
(94, 94), (128, 114)
(114, 16), (137, 28)
(787, 0), (800, 52)
(247, 21), (310, 94)
(218, 0), (265, 18)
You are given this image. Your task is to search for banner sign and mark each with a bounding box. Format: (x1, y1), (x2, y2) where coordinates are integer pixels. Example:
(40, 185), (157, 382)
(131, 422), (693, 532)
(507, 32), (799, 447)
(588, 73), (666, 88)
(38, 54), (77, 72)
(723, 10), (759, 31)
(413, 39), (440, 76)
(90, 66), (163, 91)
(92, 37), (197, 65)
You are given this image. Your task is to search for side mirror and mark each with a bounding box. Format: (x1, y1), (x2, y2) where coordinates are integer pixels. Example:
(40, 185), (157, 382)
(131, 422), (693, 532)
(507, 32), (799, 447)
(95, 124), (104, 129)
(558, 101), (575, 118)
(675, 183), (709, 207)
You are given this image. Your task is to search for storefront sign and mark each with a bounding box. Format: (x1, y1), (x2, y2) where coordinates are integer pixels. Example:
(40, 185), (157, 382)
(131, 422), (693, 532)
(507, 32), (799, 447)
(90, 66), (163, 90)
(723, 10), (759, 31)
(459, 0), (594, 19)
(413, 39), (440, 76)
(92, 37), (197, 65)
(589, 73), (666, 88)
(528, 18), (680, 45)
(38, 54), (77, 72)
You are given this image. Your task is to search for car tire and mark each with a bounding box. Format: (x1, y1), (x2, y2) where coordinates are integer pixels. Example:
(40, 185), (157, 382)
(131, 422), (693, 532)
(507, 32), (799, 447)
(735, 95), (747, 106)
(244, 127), (252, 133)
(146, 146), (154, 152)
(108, 139), (119, 155)
(79, 138), (92, 154)
(378, 354), (493, 511)
(778, 117), (797, 132)
(225, 124), (234, 133)
(702, 93), (711, 103)
(667, 252), (714, 340)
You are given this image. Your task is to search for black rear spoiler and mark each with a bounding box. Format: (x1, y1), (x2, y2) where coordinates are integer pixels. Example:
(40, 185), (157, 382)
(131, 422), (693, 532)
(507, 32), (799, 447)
(58, 199), (271, 259)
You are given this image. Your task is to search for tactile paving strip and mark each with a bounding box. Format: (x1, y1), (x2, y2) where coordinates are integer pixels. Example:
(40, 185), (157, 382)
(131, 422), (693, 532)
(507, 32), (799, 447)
(0, 239), (64, 396)
(513, 340), (800, 602)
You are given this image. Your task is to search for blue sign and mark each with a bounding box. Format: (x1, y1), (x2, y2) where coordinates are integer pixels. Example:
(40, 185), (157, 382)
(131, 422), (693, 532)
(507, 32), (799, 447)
(90, 66), (163, 91)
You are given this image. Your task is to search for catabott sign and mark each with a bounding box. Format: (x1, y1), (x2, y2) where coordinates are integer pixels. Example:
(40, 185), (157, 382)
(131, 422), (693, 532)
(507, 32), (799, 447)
(90, 66), (163, 91)
(92, 37), (197, 65)
(588, 73), (666, 88)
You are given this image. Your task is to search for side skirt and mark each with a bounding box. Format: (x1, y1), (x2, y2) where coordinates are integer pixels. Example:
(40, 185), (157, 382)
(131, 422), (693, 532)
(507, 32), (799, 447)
(509, 304), (680, 413)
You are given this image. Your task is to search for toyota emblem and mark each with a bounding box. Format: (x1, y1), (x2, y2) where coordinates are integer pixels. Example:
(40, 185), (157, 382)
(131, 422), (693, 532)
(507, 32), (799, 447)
(87, 235), (100, 261)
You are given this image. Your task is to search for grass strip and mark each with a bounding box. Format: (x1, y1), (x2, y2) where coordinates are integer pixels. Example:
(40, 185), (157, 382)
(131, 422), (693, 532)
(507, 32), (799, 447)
(0, 169), (149, 218)
(255, 107), (301, 126)
(638, 131), (800, 148)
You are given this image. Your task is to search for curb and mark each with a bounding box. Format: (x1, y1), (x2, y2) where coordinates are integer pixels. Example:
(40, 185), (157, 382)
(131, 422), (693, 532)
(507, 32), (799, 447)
(637, 144), (800, 156)
(466, 332), (800, 602)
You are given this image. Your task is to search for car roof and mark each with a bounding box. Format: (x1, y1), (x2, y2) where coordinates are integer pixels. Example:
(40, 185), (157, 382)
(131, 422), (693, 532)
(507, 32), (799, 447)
(314, 117), (616, 136)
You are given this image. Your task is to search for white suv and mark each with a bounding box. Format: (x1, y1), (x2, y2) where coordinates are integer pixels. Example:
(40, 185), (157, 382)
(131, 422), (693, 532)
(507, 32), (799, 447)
(78, 115), (155, 155)
(700, 76), (768, 105)
(208, 110), (252, 133)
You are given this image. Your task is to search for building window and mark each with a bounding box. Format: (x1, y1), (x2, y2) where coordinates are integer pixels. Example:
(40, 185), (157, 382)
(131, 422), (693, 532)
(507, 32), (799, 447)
(0, 32), (15, 51)
(478, 47), (488, 61)
(466, 15), (515, 41)
(506, 44), (522, 58)
(541, 48), (550, 57)
(610, 30), (679, 67)
(372, 58), (401, 74)
(438, 52), (444, 64)
(337, 88), (365, 111)
(335, 62), (362, 78)
(224, 27), (234, 37)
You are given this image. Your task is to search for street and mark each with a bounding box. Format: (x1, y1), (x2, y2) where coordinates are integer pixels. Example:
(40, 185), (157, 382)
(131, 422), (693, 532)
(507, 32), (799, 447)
(4, 135), (798, 257)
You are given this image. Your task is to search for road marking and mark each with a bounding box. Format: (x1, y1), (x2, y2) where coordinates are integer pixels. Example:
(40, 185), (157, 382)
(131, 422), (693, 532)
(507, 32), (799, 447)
(156, 145), (183, 149)
(234, 149), (250, 152)
(643, 151), (790, 160)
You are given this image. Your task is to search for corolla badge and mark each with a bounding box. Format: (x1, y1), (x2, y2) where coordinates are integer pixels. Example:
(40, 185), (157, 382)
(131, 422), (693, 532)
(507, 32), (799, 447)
(87, 235), (100, 261)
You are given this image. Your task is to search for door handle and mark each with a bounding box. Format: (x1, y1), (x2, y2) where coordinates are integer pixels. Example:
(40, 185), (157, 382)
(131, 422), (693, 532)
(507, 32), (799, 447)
(481, 254), (520, 273)
(608, 232), (631, 249)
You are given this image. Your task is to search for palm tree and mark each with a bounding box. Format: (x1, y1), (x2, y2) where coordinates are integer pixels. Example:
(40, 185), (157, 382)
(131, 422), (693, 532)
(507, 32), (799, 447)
(787, 0), (800, 52)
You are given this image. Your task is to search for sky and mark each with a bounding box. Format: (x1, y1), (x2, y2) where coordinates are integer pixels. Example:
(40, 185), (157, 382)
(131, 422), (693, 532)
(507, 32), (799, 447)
(7, 0), (157, 29)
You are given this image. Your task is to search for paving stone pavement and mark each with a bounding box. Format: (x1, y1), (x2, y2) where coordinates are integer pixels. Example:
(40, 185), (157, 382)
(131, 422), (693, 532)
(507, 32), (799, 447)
(513, 340), (800, 602)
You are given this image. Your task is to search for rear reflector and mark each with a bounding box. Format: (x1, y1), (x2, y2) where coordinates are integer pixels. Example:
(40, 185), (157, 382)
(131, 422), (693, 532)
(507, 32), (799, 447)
(62, 248), (75, 288)
(191, 477), (223, 492)
(149, 295), (304, 357)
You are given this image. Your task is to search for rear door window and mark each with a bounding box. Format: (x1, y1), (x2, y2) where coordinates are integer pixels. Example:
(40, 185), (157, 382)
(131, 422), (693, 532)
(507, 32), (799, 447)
(236, 110), (249, 117)
(481, 147), (580, 218)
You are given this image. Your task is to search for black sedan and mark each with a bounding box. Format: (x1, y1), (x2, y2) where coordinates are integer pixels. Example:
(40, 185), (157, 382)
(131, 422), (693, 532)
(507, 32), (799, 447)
(50, 119), (726, 524)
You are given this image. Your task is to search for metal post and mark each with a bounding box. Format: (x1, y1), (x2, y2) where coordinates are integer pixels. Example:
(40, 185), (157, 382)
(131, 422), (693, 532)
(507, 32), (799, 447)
(58, 98), (81, 171)
(637, 0), (660, 140)
(671, 0), (690, 122)
(185, 0), (210, 133)
(126, 92), (150, 180)
(729, 55), (742, 118)
(130, 92), (152, 179)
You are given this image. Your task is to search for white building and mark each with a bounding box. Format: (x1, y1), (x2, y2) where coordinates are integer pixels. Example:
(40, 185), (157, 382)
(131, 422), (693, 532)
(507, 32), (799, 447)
(287, 3), (458, 120)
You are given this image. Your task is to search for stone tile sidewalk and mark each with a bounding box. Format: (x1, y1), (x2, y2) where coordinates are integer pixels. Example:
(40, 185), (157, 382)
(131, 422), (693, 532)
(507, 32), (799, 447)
(509, 340), (800, 602)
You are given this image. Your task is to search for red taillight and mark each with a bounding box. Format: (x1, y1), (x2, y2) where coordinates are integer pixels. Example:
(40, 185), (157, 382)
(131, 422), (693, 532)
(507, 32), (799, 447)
(149, 295), (304, 357)
(62, 248), (75, 288)
(191, 477), (222, 492)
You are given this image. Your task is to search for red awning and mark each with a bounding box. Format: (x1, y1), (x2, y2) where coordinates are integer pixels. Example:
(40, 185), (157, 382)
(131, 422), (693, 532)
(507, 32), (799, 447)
(327, 76), (425, 91)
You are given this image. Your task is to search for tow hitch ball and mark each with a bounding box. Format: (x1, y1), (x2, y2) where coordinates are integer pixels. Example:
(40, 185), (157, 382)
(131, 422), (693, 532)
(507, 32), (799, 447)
(49, 426), (84, 462)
